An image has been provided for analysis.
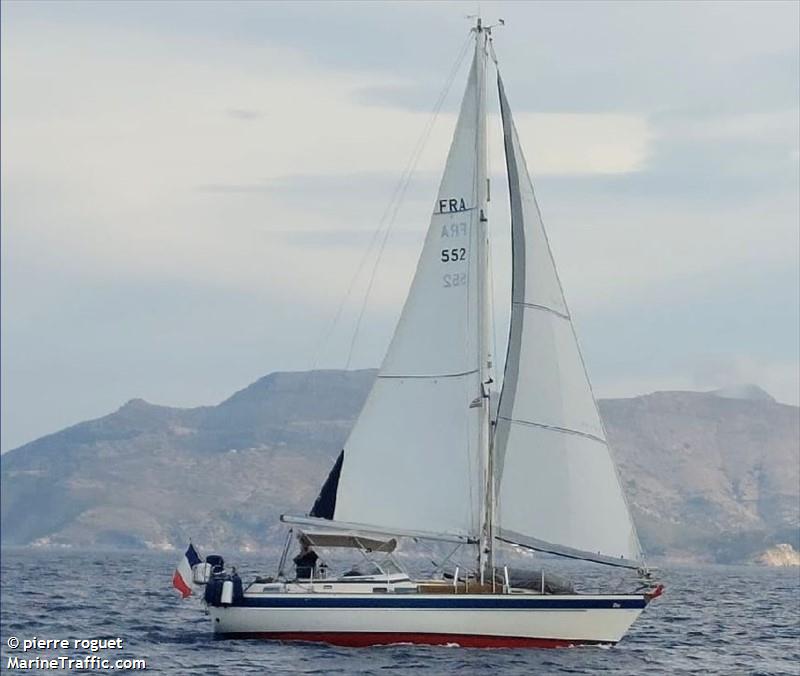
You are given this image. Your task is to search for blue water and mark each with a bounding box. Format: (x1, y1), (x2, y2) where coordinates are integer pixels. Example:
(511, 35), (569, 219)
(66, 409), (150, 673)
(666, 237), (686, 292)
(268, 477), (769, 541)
(1, 549), (798, 674)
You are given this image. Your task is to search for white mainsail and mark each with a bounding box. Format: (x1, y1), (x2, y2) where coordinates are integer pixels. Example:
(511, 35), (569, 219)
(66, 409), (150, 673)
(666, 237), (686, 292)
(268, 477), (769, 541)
(330, 42), (488, 540)
(493, 75), (643, 568)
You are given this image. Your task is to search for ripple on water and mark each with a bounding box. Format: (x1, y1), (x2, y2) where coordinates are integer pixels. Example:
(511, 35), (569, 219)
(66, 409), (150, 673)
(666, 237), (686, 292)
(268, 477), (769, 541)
(1, 551), (798, 675)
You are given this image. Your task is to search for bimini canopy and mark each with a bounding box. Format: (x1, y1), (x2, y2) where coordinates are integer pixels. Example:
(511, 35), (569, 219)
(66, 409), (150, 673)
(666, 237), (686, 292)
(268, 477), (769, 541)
(298, 530), (397, 554)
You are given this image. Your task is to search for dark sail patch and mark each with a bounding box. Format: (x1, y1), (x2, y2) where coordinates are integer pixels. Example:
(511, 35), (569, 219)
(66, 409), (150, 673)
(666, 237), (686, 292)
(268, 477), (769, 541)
(309, 450), (344, 519)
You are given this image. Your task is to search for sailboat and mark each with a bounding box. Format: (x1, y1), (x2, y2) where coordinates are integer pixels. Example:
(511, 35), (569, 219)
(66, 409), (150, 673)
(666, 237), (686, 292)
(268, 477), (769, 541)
(199, 19), (663, 648)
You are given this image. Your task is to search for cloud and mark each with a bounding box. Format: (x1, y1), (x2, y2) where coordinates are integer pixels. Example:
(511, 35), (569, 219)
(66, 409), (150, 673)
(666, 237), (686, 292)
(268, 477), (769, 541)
(594, 356), (800, 408)
(690, 356), (800, 404)
(2, 0), (798, 451)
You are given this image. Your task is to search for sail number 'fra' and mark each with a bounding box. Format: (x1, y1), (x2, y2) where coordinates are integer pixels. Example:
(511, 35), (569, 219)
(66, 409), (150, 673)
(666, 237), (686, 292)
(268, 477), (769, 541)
(441, 248), (466, 263)
(438, 198), (467, 213)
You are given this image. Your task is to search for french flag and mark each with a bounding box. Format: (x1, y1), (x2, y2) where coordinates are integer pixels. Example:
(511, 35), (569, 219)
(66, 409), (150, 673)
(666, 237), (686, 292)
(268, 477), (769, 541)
(173, 543), (201, 598)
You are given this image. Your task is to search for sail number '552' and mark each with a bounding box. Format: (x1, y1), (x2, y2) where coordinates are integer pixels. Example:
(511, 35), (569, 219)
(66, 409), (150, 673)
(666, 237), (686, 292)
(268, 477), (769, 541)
(441, 248), (466, 262)
(441, 248), (466, 287)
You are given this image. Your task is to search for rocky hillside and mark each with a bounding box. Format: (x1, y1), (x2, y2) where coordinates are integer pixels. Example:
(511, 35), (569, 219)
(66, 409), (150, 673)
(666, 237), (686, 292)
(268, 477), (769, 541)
(0, 370), (375, 552)
(602, 389), (799, 562)
(1, 370), (797, 564)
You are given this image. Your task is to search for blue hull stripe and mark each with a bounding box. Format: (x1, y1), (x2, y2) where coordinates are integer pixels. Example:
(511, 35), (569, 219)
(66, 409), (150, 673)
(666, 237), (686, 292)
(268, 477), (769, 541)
(235, 596), (647, 610)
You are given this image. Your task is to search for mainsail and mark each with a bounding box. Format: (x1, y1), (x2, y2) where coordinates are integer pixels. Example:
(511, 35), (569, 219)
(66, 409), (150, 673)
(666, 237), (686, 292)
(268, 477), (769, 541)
(298, 35), (644, 570)
(318, 41), (490, 540)
(493, 74), (643, 568)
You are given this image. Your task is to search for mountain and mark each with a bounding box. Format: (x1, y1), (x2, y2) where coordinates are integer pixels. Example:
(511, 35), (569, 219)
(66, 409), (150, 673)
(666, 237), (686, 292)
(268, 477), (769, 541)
(601, 390), (798, 562)
(2, 370), (798, 564)
(0, 370), (375, 552)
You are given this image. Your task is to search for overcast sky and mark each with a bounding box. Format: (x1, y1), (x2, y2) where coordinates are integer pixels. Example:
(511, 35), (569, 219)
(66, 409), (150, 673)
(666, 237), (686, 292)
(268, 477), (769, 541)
(2, 0), (798, 451)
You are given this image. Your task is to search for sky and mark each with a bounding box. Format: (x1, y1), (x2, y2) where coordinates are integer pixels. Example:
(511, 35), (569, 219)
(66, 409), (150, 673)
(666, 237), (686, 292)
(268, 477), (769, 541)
(2, 0), (798, 451)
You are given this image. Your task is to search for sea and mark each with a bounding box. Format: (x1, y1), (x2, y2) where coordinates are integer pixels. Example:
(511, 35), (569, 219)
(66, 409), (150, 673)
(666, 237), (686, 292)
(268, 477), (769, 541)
(1, 549), (798, 675)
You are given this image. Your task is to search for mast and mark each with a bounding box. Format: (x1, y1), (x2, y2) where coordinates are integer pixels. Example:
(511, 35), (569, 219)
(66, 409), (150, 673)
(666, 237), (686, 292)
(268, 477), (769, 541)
(473, 17), (494, 586)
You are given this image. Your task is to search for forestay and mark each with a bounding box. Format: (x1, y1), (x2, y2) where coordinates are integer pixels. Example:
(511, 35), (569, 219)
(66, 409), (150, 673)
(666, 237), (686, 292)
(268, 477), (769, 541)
(493, 74), (644, 568)
(329, 50), (487, 540)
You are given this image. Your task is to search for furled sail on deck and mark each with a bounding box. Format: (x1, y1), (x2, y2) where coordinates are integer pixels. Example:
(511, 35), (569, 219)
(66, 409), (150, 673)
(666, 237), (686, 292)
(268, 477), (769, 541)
(318, 50), (488, 540)
(494, 74), (644, 568)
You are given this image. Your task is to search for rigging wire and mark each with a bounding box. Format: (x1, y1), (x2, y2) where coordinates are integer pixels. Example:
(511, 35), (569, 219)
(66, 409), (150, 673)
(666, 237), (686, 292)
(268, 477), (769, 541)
(342, 32), (473, 369)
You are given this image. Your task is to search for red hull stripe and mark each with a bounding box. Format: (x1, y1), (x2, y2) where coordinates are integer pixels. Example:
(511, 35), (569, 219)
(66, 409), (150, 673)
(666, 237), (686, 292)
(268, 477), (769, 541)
(215, 631), (614, 649)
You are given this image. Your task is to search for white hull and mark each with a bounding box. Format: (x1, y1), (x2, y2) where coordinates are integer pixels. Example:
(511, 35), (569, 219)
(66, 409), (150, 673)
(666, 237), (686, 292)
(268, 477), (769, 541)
(208, 593), (647, 648)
